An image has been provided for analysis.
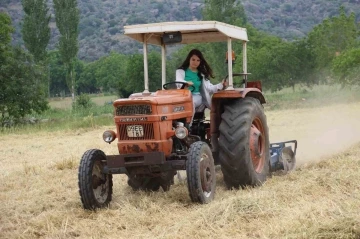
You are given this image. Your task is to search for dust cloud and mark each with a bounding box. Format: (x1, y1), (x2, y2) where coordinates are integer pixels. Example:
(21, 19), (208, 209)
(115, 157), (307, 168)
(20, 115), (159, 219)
(267, 102), (360, 165)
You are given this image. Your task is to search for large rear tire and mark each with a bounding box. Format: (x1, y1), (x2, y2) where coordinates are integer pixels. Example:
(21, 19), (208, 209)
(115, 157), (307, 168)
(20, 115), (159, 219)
(219, 97), (270, 189)
(186, 141), (216, 204)
(78, 149), (113, 210)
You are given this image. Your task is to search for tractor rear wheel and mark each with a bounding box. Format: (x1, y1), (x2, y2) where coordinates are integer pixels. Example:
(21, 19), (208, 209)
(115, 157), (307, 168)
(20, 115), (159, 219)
(219, 97), (270, 189)
(78, 149), (113, 210)
(186, 141), (216, 204)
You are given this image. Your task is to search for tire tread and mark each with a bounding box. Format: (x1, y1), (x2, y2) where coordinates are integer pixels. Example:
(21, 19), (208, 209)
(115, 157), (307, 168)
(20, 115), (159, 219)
(219, 97), (270, 189)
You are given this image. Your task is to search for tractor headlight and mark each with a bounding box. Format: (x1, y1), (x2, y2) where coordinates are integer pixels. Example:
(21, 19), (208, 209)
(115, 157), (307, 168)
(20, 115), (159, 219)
(102, 130), (116, 144)
(175, 126), (188, 139)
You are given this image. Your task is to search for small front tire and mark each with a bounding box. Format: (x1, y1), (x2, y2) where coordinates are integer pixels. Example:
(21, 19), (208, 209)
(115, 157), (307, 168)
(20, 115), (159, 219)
(186, 141), (216, 204)
(78, 149), (113, 210)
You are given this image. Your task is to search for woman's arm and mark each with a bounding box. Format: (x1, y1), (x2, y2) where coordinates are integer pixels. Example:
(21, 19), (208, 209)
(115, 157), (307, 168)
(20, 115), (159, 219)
(176, 69), (186, 82)
(203, 77), (226, 94)
(175, 69), (194, 88)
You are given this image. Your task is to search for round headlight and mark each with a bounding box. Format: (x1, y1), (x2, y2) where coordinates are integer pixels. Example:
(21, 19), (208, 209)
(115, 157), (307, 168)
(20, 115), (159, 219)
(102, 130), (116, 143)
(175, 126), (188, 139)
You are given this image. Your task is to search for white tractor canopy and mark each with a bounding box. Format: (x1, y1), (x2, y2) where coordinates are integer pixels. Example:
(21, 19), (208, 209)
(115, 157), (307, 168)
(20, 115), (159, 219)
(124, 21), (249, 93)
(124, 21), (248, 45)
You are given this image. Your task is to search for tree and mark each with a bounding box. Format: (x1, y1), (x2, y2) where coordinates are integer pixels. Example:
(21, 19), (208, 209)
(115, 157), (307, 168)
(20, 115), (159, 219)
(53, 0), (80, 101)
(48, 50), (84, 97)
(202, 0), (248, 77)
(203, 0), (247, 26)
(124, 51), (162, 95)
(0, 13), (48, 126)
(21, 0), (51, 63)
(77, 61), (98, 94)
(147, 51), (162, 91)
(332, 48), (360, 87)
(307, 6), (359, 81)
(48, 50), (67, 97)
(94, 52), (127, 93)
(243, 37), (316, 92)
(0, 13), (13, 65)
(0, 12), (13, 102)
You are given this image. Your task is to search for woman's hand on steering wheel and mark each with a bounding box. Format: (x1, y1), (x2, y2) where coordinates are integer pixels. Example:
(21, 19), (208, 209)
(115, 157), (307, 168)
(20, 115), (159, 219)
(185, 83), (195, 92)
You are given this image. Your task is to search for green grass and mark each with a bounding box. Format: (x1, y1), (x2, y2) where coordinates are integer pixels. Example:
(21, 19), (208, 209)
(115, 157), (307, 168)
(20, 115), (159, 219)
(0, 104), (114, 135)
(1, 94), (117, 134)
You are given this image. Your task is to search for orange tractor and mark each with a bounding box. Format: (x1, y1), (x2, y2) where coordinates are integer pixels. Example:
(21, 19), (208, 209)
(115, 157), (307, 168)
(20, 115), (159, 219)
(78, 21), (297, 210)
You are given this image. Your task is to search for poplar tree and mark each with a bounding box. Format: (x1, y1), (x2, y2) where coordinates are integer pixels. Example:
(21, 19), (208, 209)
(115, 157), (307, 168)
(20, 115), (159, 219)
(21, 0), (51, 63)
(54, 0), (79, 101)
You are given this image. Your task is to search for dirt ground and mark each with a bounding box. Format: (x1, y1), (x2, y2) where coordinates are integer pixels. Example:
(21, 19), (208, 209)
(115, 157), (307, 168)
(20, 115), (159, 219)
(1, 102), (360, 238)
(267, 102), (360, 165)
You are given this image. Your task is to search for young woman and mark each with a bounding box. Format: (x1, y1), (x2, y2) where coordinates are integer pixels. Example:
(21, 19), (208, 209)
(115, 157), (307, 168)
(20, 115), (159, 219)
(176, 49), (227, 111)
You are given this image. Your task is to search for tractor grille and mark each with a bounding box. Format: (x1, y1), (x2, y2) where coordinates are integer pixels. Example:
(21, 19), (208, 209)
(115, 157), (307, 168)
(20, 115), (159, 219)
(116, 105), (152, 116)
(119, 123), (155, 140)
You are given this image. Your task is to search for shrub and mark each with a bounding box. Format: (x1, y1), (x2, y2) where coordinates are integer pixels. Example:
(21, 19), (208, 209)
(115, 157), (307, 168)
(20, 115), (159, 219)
(72, 94), (94, 110)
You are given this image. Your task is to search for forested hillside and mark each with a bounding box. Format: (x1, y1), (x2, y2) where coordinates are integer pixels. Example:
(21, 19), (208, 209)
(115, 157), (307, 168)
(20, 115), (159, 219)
(242, 0), (360, 39)
(1, 0), (359, 61)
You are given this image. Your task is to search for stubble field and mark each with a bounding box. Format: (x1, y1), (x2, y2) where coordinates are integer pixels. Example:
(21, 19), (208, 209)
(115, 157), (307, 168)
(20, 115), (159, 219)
(1, 101), (360, 239)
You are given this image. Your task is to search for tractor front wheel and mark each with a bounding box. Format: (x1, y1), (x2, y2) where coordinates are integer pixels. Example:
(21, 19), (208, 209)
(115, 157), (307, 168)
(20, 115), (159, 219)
(78, 149), (113, 210)
(219, 97), (270, 189)
(186, 141), (216, 204)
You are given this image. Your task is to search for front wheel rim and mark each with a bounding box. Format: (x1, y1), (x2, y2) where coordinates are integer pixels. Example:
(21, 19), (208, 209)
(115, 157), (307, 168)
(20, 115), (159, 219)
(92, 161), (109, 204)
(200, 153), (213, 198)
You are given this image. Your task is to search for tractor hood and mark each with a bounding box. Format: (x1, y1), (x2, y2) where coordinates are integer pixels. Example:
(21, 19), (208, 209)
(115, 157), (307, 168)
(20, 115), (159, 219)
(113, 89), (192, 107)
(112, 89), (193, 125)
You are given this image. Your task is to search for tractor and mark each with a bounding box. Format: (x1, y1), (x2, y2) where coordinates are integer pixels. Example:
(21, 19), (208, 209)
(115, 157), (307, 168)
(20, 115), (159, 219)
(78, 21), (297, 210)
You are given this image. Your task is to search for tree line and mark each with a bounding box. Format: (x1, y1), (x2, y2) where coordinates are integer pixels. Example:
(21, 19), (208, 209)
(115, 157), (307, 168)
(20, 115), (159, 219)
(1, 0), (360, 126)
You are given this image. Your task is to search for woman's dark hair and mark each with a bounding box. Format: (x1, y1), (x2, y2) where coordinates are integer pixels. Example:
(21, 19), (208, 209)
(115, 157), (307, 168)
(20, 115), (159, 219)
(178, 49), (214, 79)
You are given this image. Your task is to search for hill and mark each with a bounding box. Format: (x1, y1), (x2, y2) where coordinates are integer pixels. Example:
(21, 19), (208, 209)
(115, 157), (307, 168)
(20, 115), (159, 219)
(1, 0), (359, 61)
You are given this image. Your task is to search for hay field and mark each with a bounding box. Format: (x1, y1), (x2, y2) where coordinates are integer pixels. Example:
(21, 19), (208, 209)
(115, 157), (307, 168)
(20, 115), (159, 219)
(1, 102), (360, 238)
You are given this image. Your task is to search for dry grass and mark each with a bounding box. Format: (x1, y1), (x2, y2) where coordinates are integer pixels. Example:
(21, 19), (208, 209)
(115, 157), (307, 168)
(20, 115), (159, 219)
(1, 103), (360, 238)
(54, 156), (78, 171)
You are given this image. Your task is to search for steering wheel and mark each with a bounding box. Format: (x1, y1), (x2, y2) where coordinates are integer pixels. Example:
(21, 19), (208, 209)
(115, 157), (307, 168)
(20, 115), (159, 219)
(163, 81), (195, 92)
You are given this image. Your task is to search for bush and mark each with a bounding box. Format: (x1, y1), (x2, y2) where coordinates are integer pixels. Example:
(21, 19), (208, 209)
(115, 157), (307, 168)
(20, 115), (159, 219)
(109, 27), (119, 35)
(72, 94), (94, 110)
(1, 47), (49, 127)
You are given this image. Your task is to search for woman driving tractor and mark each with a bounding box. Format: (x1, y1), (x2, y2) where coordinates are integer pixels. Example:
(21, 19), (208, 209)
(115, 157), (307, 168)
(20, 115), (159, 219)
(176, 49), (228, 111)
